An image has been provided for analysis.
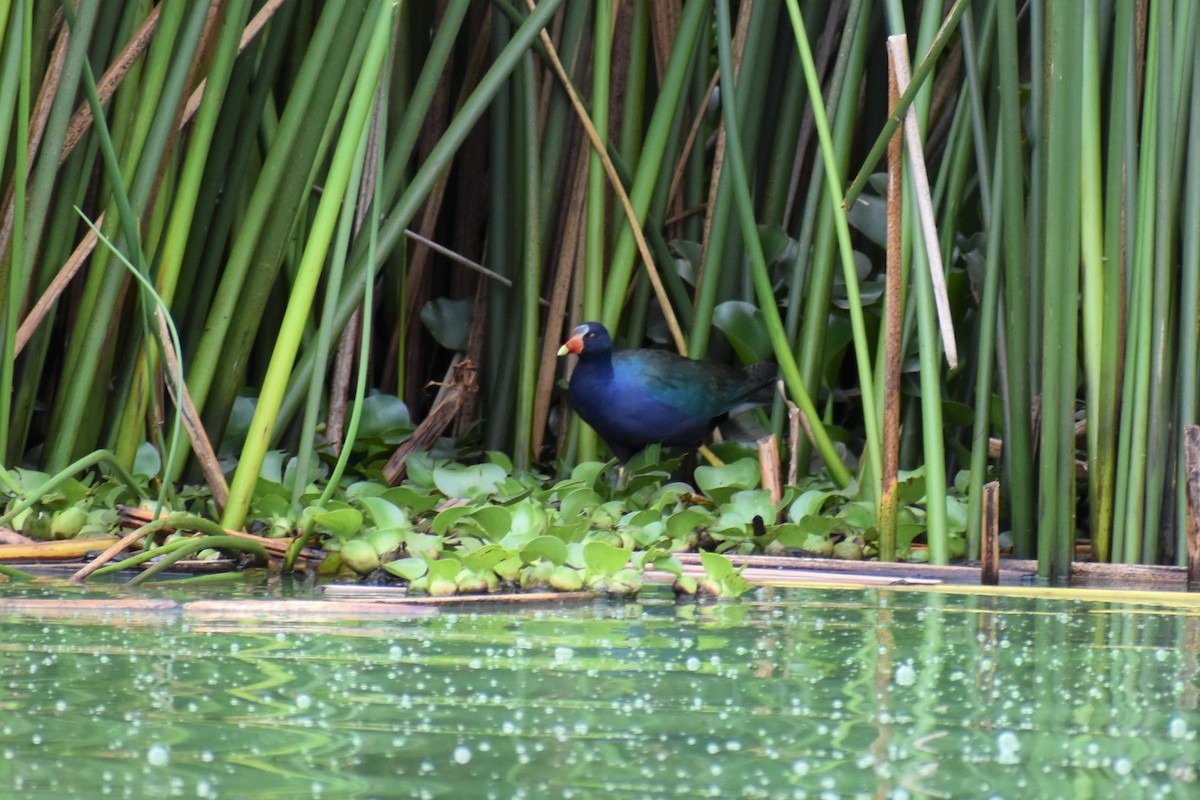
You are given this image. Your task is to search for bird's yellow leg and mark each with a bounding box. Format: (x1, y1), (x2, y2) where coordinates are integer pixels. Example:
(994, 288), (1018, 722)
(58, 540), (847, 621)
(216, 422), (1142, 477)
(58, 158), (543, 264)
(698, 444), (725, 467)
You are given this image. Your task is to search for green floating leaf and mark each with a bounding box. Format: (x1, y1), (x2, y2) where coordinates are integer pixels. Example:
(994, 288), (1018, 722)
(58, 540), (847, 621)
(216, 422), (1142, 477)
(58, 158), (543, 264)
(312, 507), (363, 539)
(522, 535), (568, 565)
(132, 442), (161, 479)
(650, 554), (684, 577)
(425, 556), (462, 583)
(460, 543), (512, 573)
(469, 505), (513, 540)
(431, 505), (472, 535)
(381, 486), (440, 516)
(846, 193), (887, 248)
(715, 490), (776, 532)
(403, 532), (443, 558)
(720, 572), (752, 598)
(713, 300), (773, 363)
(221, 395), (256, 455)
(695, 458), (760, 505)
(558, 488), (601, 520)
(366, 528), (404, 557)
(353, 394), (412, 443)
(583, 540), (630, 577)
(358, 496), (410, 530)
(788, 488), (837, 521)
(420, 297), (473, 351)
(666, 507), (713, 541)
(569, 460), (612, 491)
(838, 501), (875, 532)
(433, 463), (507, 499)
(699, 550), (734, 582)
(508, 500), (549, 539)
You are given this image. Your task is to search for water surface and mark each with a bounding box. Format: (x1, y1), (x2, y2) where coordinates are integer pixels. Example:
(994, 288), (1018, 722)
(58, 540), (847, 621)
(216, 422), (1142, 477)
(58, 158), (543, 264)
(1, 583), (1197, 798)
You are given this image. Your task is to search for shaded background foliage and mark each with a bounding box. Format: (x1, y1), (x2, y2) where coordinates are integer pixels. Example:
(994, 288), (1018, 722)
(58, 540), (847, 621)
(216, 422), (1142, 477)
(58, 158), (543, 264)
(0, 0), (1197, 573)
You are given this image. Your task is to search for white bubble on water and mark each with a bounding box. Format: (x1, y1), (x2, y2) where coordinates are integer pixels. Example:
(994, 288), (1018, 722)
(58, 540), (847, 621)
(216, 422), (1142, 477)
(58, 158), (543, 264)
(146, 743), (170, 767)
(453, 744), (472, 765)
(996, 730), (1021, 765)
(894, 663), (916, 686)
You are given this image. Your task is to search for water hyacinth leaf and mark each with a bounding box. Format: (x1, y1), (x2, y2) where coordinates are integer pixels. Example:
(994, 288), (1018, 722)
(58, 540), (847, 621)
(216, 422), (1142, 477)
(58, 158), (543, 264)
(648, 482), (691, 510)
(558, 487), (601, 519)
(340, 539), (380, 574)
(522, 535), (568, 565)
(569, 460), (611, 491)
(695, 458), (760, 505)
(284, 455), (325, 496)
(420, 297), (473, 351)
(431, 505), (472, 535)
(352, 394), (412, 442)
(312, 507), (363, 539)
(839, 501), (875, 531)
(381, 486), (440, 516)
(622, 508), (660, 528)
(773, 523), (832, 550)
(403, 532), (443, 558)
(626, 469), (671, 496)
(896, 469), (928, 506)
(721, 572), (752, 598)
(650, 554), (684, 576)
(945, 496), (969, 533)
(788, 488), (838, 521)
(433, 462), (507, 499)
(460, 543), (511, 572)
(259, 451), (288, 484)
(846, 193), (887, 248)
(715, 490), (777, 531)
(793, 515), (843, 537)
(486, 451), (514, 472)
(404, 452), (437, 490)
(221, 395), (257, 455)
(699, 550), (734, 582)
(494, 555), (522, 581)
(583, 540), (630, 576)
(507, 500), (548, 539)
(628, 519), (666, 547)
(253, 492), (291, 519)
(132, 442), (161, 479)
(666, 507), (713, 540)
(425, 556), (462, 583)
(713, 300), (773, 363)
(344, 481), (386, 500)
(366, 528), (404, 557)
(358, 496), (409, 529)
(469, 505), (513, 540)
(542, 520), (588, 543)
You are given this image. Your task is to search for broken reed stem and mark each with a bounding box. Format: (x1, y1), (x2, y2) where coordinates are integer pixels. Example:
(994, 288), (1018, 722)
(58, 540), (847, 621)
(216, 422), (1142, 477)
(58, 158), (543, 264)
(71, 518), (173, 582)
(1185, 425), (1200, 588)
(155, 308), (229, 511)
(982, 481), (1000, 585)
(757, 434), (783, 512)
(885, 35), (958, 368)
(878, 53), (904, 563)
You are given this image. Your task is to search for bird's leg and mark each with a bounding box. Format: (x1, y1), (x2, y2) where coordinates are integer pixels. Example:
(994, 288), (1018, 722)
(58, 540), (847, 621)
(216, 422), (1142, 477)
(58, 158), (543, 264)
(697, 444), (725, 467)
(615, 464), (630, 492)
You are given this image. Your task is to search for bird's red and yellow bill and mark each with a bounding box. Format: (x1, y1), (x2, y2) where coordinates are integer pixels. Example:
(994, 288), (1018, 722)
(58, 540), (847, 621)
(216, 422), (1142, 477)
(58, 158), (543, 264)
(557, 332), (585, 356)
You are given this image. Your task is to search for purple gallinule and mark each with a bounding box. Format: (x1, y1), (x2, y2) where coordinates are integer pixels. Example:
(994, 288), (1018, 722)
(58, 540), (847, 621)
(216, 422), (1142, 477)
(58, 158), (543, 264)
(558, 322), (777, 462)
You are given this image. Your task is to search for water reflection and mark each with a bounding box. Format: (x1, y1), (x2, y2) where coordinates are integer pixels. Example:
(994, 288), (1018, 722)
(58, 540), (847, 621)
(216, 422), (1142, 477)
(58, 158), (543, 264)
(0, 585), (1197, 798)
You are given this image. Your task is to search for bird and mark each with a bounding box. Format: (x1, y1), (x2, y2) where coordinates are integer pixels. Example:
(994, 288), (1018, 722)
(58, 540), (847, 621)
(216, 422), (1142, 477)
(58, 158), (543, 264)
(557, 321), (777, 462)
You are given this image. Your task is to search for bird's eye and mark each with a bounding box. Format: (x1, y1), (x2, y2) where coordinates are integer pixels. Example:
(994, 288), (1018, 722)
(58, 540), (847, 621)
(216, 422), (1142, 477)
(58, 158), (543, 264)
(586, 332), (597, 340)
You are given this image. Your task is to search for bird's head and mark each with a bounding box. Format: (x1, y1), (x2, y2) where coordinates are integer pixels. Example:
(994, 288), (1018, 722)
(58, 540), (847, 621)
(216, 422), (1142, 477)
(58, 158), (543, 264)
(557, 321), (611, 357)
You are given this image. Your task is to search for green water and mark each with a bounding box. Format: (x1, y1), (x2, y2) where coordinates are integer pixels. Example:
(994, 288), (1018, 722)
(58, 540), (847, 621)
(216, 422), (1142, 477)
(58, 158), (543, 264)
(1, 584), (1198, 799)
